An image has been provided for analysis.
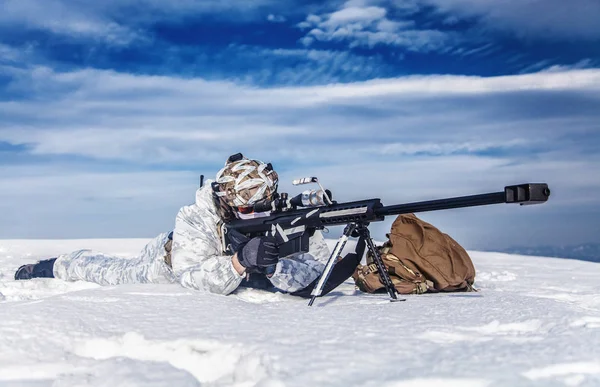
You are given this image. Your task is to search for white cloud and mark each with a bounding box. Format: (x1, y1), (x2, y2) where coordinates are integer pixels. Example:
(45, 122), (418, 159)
(304, 14), (323, 25)
(2, 66), (600, 160)
(325, 6), (387, 26)
(0, 0), (140, 45)
(298, 1), (454, 51)
(377, 19), (412, 33)
(210, 45), (391, 85)
(539, 59), (597, 73)
(388, 0), (422, 14)
(267, 14), (286, 23)
(0, 0), (280, 44)
(299, 0), (600, 52)
(113, 0), (277, 16)
(0, 44), (36, 64)
(377, 139), (530, 156)
(1, 66), (599, 246)
(420, 0), (600, 41)
(265, 69), (600, 103)
(267, 13), (286, 23)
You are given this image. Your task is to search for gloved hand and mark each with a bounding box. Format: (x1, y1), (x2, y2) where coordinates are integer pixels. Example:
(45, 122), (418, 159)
(236, 236), (279, 275)
(226, 228), (250, 253)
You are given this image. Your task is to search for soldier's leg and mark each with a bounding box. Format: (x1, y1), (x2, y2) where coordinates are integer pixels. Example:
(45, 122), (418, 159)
(16, 233), (173, 286)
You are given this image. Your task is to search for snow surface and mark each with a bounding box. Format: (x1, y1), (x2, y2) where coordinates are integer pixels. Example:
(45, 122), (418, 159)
(0, 238), (599, 387)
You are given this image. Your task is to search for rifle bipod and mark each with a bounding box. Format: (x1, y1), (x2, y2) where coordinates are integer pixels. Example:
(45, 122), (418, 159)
(357, 224), (404, 302)
(308, 222), (403, 306)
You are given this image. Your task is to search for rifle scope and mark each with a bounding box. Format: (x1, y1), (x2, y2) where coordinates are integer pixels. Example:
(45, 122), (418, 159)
(252, 189), (333, 213)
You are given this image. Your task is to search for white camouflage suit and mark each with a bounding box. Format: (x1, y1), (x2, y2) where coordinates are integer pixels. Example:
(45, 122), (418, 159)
(53, 180), (331, 295)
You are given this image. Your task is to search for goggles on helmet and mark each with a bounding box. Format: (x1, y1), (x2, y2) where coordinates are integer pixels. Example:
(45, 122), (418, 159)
(236, 206), (255, 214)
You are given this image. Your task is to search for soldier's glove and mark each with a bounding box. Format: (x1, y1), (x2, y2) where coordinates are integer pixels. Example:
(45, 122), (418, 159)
(237, 236), (279, 276)
(226, 228), (250, 253)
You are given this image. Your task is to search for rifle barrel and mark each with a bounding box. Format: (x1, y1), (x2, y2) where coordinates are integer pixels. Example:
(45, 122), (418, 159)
(376, 192), (505, 217)
(376, 183), (550, 217)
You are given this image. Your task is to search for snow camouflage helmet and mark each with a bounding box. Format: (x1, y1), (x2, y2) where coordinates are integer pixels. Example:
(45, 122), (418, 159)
(212, 153), (279, 211)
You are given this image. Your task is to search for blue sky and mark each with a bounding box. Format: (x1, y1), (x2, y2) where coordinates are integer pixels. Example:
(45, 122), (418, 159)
(1, 0), (599, 250)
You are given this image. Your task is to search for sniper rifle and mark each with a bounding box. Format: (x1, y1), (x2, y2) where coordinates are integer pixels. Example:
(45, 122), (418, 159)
(217, 177), (551, 306)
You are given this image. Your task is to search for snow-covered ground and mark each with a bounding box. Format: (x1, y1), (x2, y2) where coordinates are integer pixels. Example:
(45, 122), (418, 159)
(1, 238), (599, 387)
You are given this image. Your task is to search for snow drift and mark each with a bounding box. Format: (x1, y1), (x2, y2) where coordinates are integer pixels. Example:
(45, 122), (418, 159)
(0, 239), (599, 386)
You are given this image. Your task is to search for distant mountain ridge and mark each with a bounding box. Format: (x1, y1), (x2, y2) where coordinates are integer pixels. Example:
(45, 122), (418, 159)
(495, 243), (600, 263)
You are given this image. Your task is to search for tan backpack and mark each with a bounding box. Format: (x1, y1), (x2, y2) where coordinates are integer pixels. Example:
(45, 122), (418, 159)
(352, 213), (476, 295)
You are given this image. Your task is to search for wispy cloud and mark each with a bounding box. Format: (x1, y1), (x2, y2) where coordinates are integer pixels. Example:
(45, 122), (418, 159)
(235, 46), (392, 84)
(298, 1), (454, 52)
(377, 139), (530, 156)
(267, 14), (287, 23)
(1, 66), (599, 244)
(0, 44), (30, 64)
(421, 0), (600, 41)
(107, 0), (280, 19)
(539, 59), (598, 73)
(2, 66), (599, 164)
(0, 0), (282, 45)
(0, 0), (140, 45)
(295, 0), (600, 69)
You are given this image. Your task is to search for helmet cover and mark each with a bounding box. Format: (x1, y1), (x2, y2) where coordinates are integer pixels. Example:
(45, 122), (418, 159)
(213, 155), (278, 209)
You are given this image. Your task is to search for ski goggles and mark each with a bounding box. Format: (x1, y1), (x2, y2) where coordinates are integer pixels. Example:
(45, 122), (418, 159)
(236, 206), (255, 214)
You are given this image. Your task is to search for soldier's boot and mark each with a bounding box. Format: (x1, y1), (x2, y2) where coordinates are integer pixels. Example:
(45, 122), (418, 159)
(14, 258), (57, 280)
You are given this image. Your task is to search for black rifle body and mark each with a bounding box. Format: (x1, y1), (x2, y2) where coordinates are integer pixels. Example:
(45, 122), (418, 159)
(224, 183), (550, 257)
